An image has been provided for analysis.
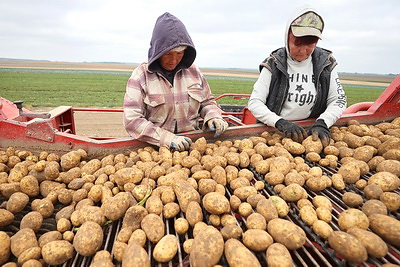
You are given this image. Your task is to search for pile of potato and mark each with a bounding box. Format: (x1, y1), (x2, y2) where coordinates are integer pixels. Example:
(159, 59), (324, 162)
(0, 117), (400, 266)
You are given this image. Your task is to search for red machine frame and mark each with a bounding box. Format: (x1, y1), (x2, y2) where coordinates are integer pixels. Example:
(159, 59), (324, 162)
(1, 74), (399, 158)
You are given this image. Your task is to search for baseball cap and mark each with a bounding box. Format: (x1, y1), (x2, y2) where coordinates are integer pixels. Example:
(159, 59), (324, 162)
(291, 11), (324, 39)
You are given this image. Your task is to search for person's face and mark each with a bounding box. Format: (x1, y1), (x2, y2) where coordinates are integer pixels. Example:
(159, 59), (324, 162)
(159, 50), (185, 71)
(288, 31), (318, 62)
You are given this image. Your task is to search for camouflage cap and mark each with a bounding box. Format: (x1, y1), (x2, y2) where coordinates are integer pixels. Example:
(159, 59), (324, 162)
(291, 11), (324, 39)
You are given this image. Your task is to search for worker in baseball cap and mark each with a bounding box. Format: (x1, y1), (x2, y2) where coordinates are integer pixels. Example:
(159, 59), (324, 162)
(123, 12), (228, 151)
(248, 6), (347, 147)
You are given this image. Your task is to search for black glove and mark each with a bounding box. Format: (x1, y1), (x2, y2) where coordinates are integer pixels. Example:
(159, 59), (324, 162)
(308, 119), (331, 147)
(275, 119), (307, 143)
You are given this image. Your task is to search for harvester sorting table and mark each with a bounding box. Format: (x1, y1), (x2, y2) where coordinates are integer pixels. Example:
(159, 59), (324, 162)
(0, 74), (399, 266)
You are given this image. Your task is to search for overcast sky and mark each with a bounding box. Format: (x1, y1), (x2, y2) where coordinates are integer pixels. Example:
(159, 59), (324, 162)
(0, 0), (399, 75)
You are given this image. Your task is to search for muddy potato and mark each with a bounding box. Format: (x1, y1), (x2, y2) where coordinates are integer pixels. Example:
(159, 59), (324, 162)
(73, 221), (103, 256)
(42, 240), (74, 265)
(368, 156), (386, 171)
(229, 195), (241, 211)
(0, 231), (11, 265)
(38, 231), (62, 248)
(229, 177), (250, 190)
(189, 226), (224, 267)
(302, 135), (323, 154)
(173, 179), (200, 213)
(347, 228), (388, 258)
(312, 220), (333, 240)
(264, 171), (285, 186)
(233, 185), (257, 201)
(246, 194), (266, 208)
(163, 202), (180, 219)
(364, 184), (383, 200)
(266, 242), (293, 267)
(15, 246), (40, 266)
(342, 192), (363, 207)
(20, 211), (43, 232)
(328, 231), (367, 263)
(6, 192), (29, 214)
(128, 229), (147, 247)
(153, 234), (178, 263)
(297, 200), (318, 222)
(141, 213), (165, 243)
(368, 171), (400, 191)
(117, 228), (132, 243)
(220, 224), (243, 240)
(122, 205), (148, 231)
(279, 183), (307, 202)
(331, 173), (345, 190)
(338, 208), (369, 231)
(267, 196), (289, 218)
(122, 241), (150, 267)
(241, 229), (273, 252)
(255, 198), (278, 222)
(315, 207), (332, 223)
(338, 161), (361, 184)
(368, 214), (400, 246)
(174, 218), (189, 235)
(10, 228), (38, 258)
(269, 156), (291, 175)
(246, 212), (267, 230)
(143, 195), (163, 215)
(224, 238), (261, 267)
(380, 192), (400, 212)
(237, 202), (252, 217)
(312, 195), (332, 211)
(376, 159), (400, 176)
(306, 176), (326, 192)
(267, 218), (306, 250)
(198, 179), (217, 195)
(210, 165), (227, 186)
(186, 201), (203, 227)
(19, 175), (40, 197)
(202, 192), (230, 214)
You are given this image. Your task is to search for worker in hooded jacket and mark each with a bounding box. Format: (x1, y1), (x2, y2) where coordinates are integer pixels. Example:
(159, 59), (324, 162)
(123, 12), (228, 151)
(248, 6), (347, 147)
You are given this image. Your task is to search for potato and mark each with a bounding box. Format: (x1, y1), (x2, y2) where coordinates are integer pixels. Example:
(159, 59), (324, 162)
(312, 220), (333, 239)
(38, 231), (62, 248)
(224, 238), (261, 267)
(122, 241), (150, 267)
(41, 240), (74, 265)
(114, 167), (144, 187)
(338, 208), (369, 231)
(266, 242), (293, 267)
(306, 176), (326, 192)
(141, 213), (165, 243)
(368, 214), (400, 246)
(342, 192), (363, 207)
(238, 202), (253, 217)
(173, 179), (200, 213)
(380, 192), (400, 212)
(128, 229), (147, 247)
(186, 201), (203, 227)
(230, 177), (250, 190)
(210, 165), (227, 186)
(269, 196), (289, 217)
(6, 192), (29, 214)
(0, 231), (11, 265)
(73, 221), (103, 256)
(302, 135), (323, 154)
(20, 211), (43, 232)
(198, 179), (217, 195)
(122, 205), (148, 231)
(267, 218), (306, 250)
(312, 195), (332, 211)
(364, 184), (383, 199)
(246, 212), (267, 230)
(338, 161), (360, 184)
(256, 198), (278, 222)
(242, 229), (273, 251)
(246, 194), (266, 208)
(202, 192), (230, 214)
(220, 224), (243, 240)
(174, 218), (189, 235)
(328, 231), (367, 263)
(353, 145), (375, 162)
(269, 156), (291, 175)
(347, 228), (388, 258)
(279, 183), (307, 202)
(189, 226), (224, 267)
(315, 207), (332, 223)
(101, 192), (131, 220)
(299, 205), (318, 226)
(152, 234), (178, 263)
(19, 175), (39, 197)
(163, 202), (180, 219)
(17, 246), (41, 266)
(368, 171), (400, 191)
(31, 198), (54, 218)
(10, 228), (38, 257)
(264, 171), (285, 185)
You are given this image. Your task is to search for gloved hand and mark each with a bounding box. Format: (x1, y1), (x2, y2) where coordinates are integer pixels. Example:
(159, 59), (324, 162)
(207, 118), (229, 137)
(308, 119), (331, 147)
(275, 118), (307, 143)
(169, 136), (192, 151)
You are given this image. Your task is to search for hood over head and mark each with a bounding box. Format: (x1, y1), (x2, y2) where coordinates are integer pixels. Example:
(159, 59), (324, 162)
(148, 12), (196, 71)
(284, 6), (324, 55)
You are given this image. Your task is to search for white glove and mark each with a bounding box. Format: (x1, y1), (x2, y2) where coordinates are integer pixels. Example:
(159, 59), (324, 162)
(207, 118), (228, 137)
(169, 135), (192, 151)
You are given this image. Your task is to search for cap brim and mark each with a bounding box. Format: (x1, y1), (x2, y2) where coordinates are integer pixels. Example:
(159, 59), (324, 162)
(291, 26), (322, 39)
